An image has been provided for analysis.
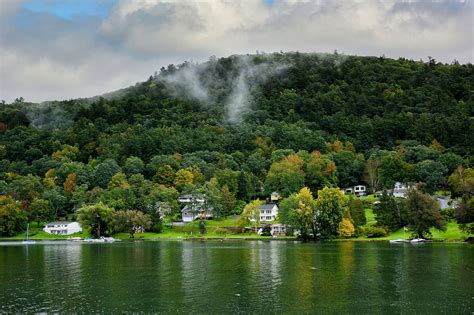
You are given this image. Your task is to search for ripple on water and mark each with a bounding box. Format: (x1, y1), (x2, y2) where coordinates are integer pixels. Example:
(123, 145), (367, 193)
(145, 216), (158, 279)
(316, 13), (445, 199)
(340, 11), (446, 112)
(0, 242), (473, 313)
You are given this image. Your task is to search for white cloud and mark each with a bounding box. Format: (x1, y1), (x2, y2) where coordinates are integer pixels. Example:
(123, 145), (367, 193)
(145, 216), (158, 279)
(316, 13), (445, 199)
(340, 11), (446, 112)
(0, 0), (472, 103)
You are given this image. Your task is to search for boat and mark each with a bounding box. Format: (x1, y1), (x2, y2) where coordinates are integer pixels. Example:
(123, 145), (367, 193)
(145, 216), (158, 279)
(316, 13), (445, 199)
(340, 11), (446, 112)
(102, 237), (117, 242)
(389, 238), (409, 243)
(389, 227), (410, 243)
(22, 224), (36, 245)
(83, 237), (117, 243)
(410, 238), (426, 243)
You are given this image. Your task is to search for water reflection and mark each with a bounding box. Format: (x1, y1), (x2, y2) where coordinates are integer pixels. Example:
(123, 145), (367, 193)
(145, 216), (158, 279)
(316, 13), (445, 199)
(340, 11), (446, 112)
(0, 241), (472, 313)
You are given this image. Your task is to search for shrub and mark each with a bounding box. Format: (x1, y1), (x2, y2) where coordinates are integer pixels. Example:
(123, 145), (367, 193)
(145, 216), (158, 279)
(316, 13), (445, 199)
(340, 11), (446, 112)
(260, 225), (272, 236)
(232, 200), (246, 215)
(354, 226), (365, 237)
(459, 222), (474, 235)
(366, 226), (388, 238)
(440, 208), (454, 221)
(214, 227), (228, 235)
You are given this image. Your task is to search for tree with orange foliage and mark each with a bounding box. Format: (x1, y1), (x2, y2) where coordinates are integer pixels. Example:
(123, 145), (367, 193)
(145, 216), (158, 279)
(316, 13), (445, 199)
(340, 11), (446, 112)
(63, 173), (77, 194)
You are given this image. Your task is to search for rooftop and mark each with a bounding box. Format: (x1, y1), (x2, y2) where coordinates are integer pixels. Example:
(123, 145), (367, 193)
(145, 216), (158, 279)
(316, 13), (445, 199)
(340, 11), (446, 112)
(46, 221), (75, 225)
(259, 204), (277, 210)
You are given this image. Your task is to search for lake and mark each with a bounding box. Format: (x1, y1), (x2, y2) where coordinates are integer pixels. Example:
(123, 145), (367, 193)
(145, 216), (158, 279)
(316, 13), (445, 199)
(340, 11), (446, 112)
(0, 241), (473, 313)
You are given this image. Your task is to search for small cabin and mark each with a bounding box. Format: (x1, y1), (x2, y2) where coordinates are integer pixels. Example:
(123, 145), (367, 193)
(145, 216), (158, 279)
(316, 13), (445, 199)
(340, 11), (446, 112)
(270, 191), (282, 202)
(353, 185), (366, 196)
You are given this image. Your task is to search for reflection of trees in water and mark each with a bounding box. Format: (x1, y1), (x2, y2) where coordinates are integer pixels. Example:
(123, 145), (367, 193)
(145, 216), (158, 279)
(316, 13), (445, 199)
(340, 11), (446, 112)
(43, 244), (82, 308)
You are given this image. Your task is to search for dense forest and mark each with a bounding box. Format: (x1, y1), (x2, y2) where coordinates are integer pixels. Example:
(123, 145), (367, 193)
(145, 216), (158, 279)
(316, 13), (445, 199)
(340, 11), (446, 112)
(1, 52), (473, 238)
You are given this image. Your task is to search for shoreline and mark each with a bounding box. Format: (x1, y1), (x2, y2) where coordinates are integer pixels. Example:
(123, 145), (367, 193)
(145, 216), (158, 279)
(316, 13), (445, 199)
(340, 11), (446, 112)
(0, 236), (470, 244)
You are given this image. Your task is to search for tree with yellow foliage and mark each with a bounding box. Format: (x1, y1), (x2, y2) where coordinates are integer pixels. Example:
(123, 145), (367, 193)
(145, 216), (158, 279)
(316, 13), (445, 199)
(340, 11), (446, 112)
(338, 218), (355, 238)
(279, 187), (317, 240)
(316, 187), (347, 239)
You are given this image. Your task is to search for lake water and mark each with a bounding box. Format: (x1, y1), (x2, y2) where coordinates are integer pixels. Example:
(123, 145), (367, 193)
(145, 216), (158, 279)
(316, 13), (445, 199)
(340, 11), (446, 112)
(0, 241), (473, 314)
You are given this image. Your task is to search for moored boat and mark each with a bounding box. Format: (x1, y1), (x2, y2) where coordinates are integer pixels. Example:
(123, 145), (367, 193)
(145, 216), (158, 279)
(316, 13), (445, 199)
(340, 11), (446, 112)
(22, 224), (36, 245)
(389, 238), (409, 243)
(410, 238), (426, 243)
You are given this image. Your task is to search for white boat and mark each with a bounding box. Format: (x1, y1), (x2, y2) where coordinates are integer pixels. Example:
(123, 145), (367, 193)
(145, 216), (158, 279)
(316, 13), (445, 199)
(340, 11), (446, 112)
(102, 237), (117, 242)
(410, 238), (426, 243)
(83, 236), (117, 243)
(389, 238), (408, 243)
(22, 224), (36, 244)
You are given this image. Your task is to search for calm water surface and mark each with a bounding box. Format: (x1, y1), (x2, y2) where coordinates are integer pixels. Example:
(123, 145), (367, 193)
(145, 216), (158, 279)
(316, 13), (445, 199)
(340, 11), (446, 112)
(0, 241), (473, 314)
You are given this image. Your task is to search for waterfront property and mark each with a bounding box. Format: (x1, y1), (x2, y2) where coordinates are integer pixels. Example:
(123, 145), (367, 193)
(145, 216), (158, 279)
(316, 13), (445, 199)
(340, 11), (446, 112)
(179, 193), (212, 222)
(181, 205), (213, 222)
(270, 223), (287, 236)
(259, 204), (279, 222)
(43, 221), (82, 235)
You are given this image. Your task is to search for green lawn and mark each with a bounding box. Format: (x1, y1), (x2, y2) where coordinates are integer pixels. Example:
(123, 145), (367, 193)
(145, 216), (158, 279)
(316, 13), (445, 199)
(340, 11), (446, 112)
(113, 229), (291, 240)
(358, 194), (379, 203)
(5, 230), (89, 240)
(202, 217), (239, 227)
(361, 221), (470, 241)
(364, 208), (377, 228)
(2, 214), (470, 242)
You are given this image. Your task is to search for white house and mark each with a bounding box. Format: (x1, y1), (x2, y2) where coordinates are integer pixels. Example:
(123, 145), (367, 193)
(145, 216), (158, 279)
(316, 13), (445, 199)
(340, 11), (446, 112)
(178, 194), (206, 204)
(341, 185), (367, 196)
(392, 182), (415, 198)
(179, 194), (212, 222)
(353, 185), (366, 196)
(259, 204), (279, 222)
(44, 222), (82, 235)
(181, 205), (213, 222)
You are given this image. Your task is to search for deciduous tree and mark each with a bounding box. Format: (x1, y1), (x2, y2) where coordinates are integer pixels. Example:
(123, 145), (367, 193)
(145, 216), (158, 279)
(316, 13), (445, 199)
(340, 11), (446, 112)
(406, 190), (446, 238)
(77, 202), (114, 238)
(279, 187), (317, 240)
(316, 187), (346, 239)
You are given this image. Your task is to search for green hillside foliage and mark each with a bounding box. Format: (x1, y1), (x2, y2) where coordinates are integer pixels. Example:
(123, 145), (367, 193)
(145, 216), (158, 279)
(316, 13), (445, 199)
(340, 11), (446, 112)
(1, 52), (472, 237)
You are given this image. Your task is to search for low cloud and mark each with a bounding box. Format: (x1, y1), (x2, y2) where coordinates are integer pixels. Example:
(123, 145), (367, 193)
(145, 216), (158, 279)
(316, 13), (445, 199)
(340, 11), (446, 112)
(159, 55), (290, 123)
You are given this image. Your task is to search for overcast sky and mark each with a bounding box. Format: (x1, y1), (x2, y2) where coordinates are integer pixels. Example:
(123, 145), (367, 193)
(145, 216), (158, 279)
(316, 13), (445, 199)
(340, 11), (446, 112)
(0, 0), (472, 103)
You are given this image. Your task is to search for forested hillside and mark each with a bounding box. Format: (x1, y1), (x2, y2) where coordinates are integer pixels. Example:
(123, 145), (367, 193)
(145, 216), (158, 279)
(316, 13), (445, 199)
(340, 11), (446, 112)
(1, 52), (473, 237)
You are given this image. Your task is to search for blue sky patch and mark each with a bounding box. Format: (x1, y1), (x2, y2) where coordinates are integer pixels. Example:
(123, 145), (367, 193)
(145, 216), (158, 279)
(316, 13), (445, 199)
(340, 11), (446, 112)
(22, 0), (117, 20)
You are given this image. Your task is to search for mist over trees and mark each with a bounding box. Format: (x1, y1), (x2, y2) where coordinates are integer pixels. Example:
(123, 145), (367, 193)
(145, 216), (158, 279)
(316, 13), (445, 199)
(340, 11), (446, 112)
(0, 52), (472, 237)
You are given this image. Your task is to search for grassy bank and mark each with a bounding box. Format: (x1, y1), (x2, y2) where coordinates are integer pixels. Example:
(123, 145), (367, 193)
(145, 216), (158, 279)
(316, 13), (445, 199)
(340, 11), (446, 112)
(2, 215), (471, 242)
(370, 221), (468, 241)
